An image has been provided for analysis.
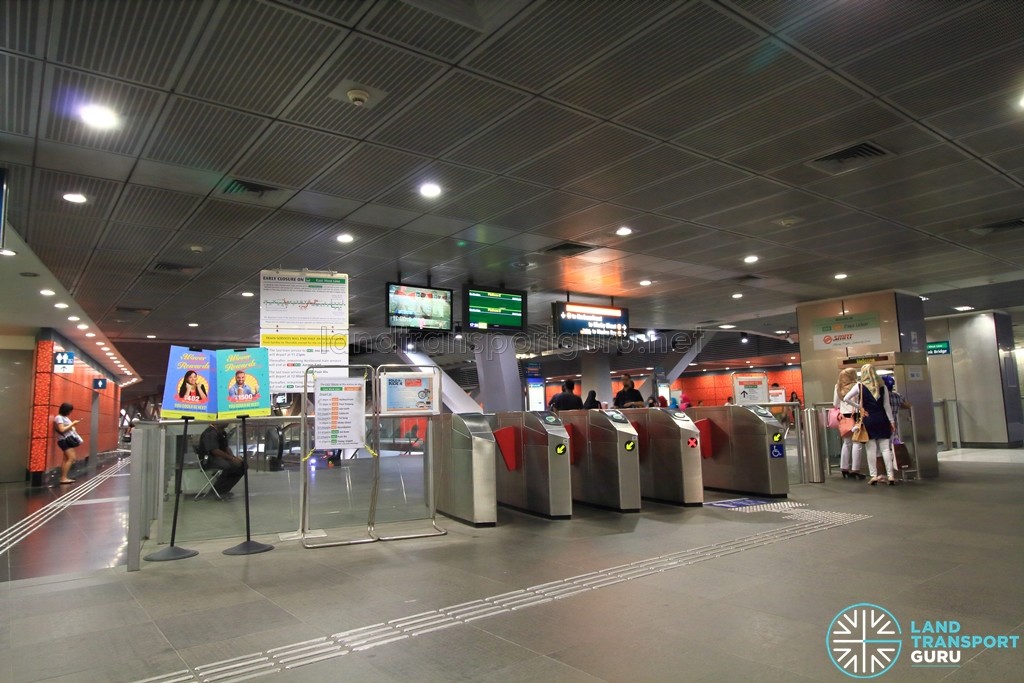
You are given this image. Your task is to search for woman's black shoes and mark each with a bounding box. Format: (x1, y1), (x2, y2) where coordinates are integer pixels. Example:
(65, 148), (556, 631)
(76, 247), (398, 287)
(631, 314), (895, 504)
(840, 469), (850, 479)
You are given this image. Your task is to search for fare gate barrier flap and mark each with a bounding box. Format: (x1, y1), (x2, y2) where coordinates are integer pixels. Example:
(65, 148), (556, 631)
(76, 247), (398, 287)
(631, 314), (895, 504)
(559, 409), (641, 513)
(491, 412), (572, 519)
(622, 409), (704, 506)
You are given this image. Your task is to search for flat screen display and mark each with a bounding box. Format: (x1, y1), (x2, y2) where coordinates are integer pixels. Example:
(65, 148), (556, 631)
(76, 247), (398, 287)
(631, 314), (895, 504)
(464, 285), (527, 332)
(386, 283), (453, 332)
(552, 302), (629, 337)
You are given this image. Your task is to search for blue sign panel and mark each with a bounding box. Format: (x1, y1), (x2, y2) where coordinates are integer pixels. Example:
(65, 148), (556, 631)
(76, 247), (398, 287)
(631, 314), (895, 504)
(770, 444), (785, 458)
(705, 498), (774, 509)
(93, 378), (107, 390)
(53, 351), (75, 374)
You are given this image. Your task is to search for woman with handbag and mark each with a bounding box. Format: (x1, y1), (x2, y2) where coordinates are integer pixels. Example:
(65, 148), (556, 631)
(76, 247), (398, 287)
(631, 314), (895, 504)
(54, 402), (84, 485)
(833, 368), (865, 479)
(843, 364), (897, 485)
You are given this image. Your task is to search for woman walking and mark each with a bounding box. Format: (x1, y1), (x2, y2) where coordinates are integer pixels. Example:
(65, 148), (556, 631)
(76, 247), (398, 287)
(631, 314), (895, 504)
(842, 363), (897, 485)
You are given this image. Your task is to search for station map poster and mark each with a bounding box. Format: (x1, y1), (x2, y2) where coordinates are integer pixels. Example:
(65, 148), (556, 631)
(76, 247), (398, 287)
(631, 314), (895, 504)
(260, 271), (348, 329)
(731, 371), (768, 405)
(260, 330), (348, 392)
(314, 376), (365, 449)
(215, 348), (272, 419)
(161, 346), (218, 420)
(379, 372), (440, 416)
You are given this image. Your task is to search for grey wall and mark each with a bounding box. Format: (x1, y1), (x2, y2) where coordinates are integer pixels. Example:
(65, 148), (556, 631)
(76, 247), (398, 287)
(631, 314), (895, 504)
(0, 342), (35, 482)
(927, 312), (1023, 447)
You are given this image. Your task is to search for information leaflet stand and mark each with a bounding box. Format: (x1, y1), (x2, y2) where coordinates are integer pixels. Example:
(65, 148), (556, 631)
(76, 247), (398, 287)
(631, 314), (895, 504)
(297, 364), (377, 548)
(372, 364), (446, 541)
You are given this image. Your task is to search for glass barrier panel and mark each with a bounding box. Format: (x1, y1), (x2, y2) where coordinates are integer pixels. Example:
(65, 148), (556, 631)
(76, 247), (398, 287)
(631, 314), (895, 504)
(373, 415), (431, 525)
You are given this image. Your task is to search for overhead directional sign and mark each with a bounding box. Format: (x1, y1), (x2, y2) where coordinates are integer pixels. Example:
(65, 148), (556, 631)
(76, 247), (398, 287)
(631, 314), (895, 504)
(53, 351), (75, 374)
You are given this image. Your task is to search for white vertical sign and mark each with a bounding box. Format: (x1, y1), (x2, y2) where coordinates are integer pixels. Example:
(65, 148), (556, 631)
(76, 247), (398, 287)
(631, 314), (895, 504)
(314, 376), (365, 449)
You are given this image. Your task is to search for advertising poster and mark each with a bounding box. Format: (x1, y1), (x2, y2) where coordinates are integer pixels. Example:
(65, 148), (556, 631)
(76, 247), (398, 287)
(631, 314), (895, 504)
(161, 346), (218, 420)
(314, 376), (366, 449)
(379, 372), (439, 416)
(215, 348), (272, 419)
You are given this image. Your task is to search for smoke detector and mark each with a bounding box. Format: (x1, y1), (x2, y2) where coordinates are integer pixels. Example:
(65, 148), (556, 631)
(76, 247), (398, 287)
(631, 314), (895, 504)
(347, 89), (369, 106)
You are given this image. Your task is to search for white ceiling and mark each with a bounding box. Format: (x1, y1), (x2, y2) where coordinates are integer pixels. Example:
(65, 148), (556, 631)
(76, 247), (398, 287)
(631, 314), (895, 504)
(2, 0), (1024, 397)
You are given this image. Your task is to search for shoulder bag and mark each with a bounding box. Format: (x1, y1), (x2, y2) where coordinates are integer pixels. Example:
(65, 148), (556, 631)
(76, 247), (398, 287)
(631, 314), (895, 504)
(852, 385), (870, 442)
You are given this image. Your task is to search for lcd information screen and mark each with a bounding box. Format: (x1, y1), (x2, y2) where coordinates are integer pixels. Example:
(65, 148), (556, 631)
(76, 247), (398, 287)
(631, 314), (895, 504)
(464, 286), (526, 332)
(552, 302), (629, 337)
(386, 283), (453, 331)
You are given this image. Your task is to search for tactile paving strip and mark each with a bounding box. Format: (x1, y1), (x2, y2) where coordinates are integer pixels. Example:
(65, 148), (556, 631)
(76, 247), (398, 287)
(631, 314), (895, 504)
(135, 505), (871, 683)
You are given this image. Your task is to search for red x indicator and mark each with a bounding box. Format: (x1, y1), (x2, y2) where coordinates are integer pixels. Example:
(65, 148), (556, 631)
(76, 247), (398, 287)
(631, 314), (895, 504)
(687, 437), (698, 448)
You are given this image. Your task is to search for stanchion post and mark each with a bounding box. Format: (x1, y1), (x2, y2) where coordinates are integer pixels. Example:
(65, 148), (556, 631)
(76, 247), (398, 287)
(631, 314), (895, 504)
(223, 415), (274, 555)
(144, 416), (199, 562)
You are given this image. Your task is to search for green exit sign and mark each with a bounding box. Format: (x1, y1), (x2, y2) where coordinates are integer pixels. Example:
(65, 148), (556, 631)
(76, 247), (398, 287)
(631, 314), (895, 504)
(927, 341), (950, 356)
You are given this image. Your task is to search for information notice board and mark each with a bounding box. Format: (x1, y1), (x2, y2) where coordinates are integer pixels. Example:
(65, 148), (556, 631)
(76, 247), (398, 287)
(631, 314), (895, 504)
(314, 376), (365, 449)
(379, 371), (439, 416)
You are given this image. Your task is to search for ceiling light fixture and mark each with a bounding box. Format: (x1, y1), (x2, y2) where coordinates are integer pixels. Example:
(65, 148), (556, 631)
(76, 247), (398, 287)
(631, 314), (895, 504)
(40, 289), (55, 296)
(740, 333), (749, 343)
(775, 330), (787, 335)
(85, 332), (95, 337)
(77, 324), (88, 330)
(146, 334), (156, 339)
(336, 233), (354, 243)
(419, 182), (442, 198)
(188, 322), (199, 327)
(615, 226), (632, 236)
(79, 104), (120, 129)
(63, 193), (87, 203)
(241, 291), (254, 297)
(953, 306), (974, 312)
(732, 293), (743, 299)
(67, 316), (80, 321)
(743, 255), (759, 264)
(0, 248), (16, 256)
(54, 302), (69, 309)
(834, 273), (848, 280)
(639, 279), (652, 286)
(719, 324), (736, 329)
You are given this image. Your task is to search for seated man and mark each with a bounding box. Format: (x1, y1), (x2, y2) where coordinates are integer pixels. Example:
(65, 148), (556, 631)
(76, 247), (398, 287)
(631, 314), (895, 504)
(197, 421), (244, 498)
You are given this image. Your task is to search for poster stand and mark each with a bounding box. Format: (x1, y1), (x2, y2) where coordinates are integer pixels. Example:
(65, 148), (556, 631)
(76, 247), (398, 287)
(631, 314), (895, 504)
(223, 416), (274, 555)
(144, 416), (198, 562)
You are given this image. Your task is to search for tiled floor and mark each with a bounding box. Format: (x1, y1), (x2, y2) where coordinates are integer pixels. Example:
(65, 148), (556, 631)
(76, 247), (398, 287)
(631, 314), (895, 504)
(1, 449), (1022, 682)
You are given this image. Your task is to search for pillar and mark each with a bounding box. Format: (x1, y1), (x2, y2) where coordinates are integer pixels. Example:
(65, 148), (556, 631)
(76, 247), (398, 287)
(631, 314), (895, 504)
(581, 351), (612, 407)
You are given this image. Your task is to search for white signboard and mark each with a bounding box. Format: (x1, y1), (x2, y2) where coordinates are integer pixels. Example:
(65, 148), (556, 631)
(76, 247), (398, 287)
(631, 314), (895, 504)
(731, 372), (768, 405)
(260, 330), (348, 392)
(768, 388), (786, 403)
(314, 376), (365, 449)
(379, 372), (440, 416)
(260, 271), (349, 329)
(812, 312), (882, 350)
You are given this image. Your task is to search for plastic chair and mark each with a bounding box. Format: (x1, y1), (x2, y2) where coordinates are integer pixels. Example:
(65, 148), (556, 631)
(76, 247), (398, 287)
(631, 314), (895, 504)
(191, 452), (222, 501)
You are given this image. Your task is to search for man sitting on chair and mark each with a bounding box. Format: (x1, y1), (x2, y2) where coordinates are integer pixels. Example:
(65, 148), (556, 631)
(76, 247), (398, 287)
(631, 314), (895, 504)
(197, 421), (244, 498)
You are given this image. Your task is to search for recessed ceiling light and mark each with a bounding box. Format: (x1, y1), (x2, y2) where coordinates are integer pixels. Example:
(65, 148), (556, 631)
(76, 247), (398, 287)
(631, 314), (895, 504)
(77, 323), (88, 330)
(834, 273), (848, 280)
(188, 322), (199, 327)
(454, 333), (463, 340)
(775, 330), (787, 334)
(419, 182), (442, 198)
(105, 352), (115, 357)
(79, 104), (120, 129)
(787, 362), (793, 366)
(743, 255), (759, 264)
(702, 369), (707, 372)
(241, 291), (254, 297)
(85, 332), (95, 337)
(639, 279), (653, 286)
(790, 356), (796, 360)
(0, 248), (16, 256)
(953, 306), (974, 312)
(719, 324), (736, 329)
(40, 289), (55, 296)
(732, 293), (743, 299)
(689, 362), (698, 366)
(616, 226), (633, 236)
(725, 367), (730, 370)
(740, 333), (749, 343)
(54, 302), (69, 309)
(63, 193), (87, 204)
(68, 316), (80, 321)
(746, 360), (751, 363)
(920, 296), (930, 301)
(336, 233), (354, 243)
(146, 334), (156, 339)
(96, 342), (104, 346)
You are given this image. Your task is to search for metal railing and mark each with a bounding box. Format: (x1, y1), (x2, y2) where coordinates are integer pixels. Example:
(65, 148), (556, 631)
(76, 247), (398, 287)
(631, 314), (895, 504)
(933, 399), (961, 451)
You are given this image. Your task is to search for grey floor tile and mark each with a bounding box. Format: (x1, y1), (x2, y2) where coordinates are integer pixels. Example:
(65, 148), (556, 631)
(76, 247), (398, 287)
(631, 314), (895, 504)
(153, 598), (303, 650)
(10, 600), (153, 647)
(174, 623), (327, 668)
(476, 654), (606, 682)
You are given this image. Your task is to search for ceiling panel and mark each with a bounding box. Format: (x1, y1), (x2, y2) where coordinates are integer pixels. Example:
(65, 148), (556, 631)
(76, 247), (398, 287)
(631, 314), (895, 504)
(243, 211), (338, 243)
(371, 70), (528, 156)
(805, 145), (970, 198)
(178, 0), (344, 115)
(29, 169), (122, 218)
(618, 42), (820, 139)
(660, 178), (789, 222)
(360, 0), (484, 60)
(511, 125), (659, 187)
(434, 178), (548, 222)
(614, 163), (751, 211)
(0, 0), (46, 56)
(566, 146), (705, 200)
(275, 0), (369, 26)
(374, 162), (494, 211)
(285, 34), (446, 137)
(232, 124), (356, 189)
(95, 223), (173, 255)
(110, 185), (202, 228)
(0, 53), (41, 137)
(959, 120), (1024, 157)
(529, 203), (638, 241)
(549, 2), (761, 117)
(465, 0), (672, 91)
(310, 143), (428, 200)
(180, 199), (274, 238)
(144, 97), (269, 172)
(488, 192), (598, 231)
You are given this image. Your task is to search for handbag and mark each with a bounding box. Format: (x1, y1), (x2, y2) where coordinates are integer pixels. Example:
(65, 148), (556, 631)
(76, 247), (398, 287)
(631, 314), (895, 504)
(60, 432), (83, 448)
(852, 406), (870, 443)
(838, 414), (857, 438)
(893, 442), (913, 469)
(826, 407), (841, 429)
